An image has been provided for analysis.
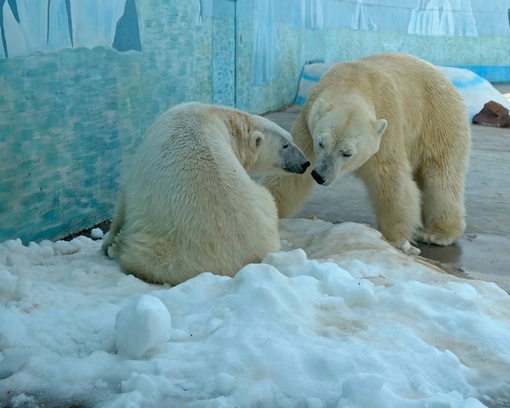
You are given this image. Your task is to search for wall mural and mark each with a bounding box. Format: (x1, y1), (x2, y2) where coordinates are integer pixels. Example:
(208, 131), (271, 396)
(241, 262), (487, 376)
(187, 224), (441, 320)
(0, 0), (141, 59)
(195, 0), (203, 27)
(252, 0), (280, 85)
(293, 0), (324, 30)
(251, 0), (500, 84)
(351, 0), (376, 31)
(408, 0), (478, 36)
(1, 0), (508, 243)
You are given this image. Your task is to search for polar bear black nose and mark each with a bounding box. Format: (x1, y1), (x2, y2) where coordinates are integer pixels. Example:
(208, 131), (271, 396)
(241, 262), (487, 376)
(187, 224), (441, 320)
(311, 170), (326, 185)
(302, 161), (310, 172)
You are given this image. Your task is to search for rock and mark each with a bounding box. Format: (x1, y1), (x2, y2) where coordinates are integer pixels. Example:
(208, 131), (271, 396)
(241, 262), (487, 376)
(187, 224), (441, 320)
(472, 100), (510, 128)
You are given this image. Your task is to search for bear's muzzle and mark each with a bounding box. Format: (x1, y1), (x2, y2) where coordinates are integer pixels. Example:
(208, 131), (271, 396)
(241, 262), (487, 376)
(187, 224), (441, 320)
(311, 169), (326, 185)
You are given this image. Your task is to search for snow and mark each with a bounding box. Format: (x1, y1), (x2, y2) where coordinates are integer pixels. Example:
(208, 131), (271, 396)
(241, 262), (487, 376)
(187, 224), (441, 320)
(1, 219), (509, 407)
(115, 295), (172, 359)
(91, 228), (105, 240)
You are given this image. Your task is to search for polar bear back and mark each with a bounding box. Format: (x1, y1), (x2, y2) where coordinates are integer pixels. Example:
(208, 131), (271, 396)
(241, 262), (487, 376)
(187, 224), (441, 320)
(126, 103), (272, 232)
(112, 103), (281, 284)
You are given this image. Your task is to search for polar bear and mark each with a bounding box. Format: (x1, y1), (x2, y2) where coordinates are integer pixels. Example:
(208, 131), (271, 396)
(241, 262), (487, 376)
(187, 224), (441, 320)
(262, 52), (471, 254)
(102, 102), (310, 285)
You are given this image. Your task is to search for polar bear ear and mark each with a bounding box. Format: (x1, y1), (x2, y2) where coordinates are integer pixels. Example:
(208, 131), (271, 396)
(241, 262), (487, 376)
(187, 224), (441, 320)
(250, 131), (265, 149)
(375, 119), (388, 137)
(308, 98), (331, 127)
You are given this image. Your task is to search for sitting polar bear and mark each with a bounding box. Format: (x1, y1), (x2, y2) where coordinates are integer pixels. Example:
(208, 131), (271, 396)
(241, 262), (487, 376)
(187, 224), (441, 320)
(262, 52), (471, 254)
(102, 102), (310, 285)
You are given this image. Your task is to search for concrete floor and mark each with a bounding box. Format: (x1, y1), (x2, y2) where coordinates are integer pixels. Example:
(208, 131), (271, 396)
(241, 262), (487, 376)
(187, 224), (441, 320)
(264, 85), (510, 293)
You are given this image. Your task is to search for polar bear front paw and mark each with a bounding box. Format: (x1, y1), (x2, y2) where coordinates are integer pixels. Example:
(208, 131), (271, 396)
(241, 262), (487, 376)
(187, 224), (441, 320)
(419, 231), (457, 246)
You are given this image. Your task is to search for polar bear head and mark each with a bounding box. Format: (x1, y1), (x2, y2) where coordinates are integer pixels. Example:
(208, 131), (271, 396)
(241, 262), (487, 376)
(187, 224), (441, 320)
(246, 114), (310, 176)
(307, 94), (387, 186)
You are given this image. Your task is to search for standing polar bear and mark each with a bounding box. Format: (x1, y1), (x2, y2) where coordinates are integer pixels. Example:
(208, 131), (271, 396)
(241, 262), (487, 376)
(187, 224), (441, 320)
(102, 102), (310, 285)
(262, 52), (471, 254)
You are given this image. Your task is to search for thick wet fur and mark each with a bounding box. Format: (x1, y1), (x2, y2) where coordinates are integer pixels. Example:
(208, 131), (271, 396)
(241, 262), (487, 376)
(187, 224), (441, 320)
(261, 52), (470, 254)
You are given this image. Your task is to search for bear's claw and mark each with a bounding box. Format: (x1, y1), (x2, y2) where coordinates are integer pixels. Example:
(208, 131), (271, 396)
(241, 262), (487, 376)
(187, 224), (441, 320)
(394, 240), (421, 256)
(419, 232), (457, 246)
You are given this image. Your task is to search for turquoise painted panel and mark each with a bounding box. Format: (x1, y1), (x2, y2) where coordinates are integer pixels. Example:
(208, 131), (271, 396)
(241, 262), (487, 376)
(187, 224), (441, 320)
(1, 0), (509, 243)
(212, 12), (236, 106)
(454, 65), (510, 83)
(0, 1), (215, 243)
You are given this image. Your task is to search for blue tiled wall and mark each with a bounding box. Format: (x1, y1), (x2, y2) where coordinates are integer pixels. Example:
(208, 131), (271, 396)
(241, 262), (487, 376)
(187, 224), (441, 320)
(1, 0), (509, 243)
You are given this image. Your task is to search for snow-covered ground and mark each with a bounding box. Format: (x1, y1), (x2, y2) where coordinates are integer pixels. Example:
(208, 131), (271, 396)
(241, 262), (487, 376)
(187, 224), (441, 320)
(1, 219), (509, 408)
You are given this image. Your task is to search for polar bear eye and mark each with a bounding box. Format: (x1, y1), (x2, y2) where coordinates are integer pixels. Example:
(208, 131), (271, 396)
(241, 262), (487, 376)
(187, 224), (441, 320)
(341, 150), (352, 157)
(282, 143), (289, 149)
(318, 142), (324, 149)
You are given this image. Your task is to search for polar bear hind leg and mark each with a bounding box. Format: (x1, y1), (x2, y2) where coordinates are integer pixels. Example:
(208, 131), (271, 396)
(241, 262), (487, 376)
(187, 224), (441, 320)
(417, 156), (466, 246)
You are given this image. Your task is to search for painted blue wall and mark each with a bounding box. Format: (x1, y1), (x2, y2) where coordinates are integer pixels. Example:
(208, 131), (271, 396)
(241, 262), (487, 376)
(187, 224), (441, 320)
(1, 0), (509, 243)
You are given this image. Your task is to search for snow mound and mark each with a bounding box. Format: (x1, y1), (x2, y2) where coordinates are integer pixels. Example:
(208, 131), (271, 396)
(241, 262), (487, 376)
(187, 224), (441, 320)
(0, 220), (509, 407)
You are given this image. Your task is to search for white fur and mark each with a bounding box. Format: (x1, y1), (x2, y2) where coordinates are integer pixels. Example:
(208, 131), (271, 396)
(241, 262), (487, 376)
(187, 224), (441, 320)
(262, 52), (471, 253)
(102, 102), (308, 285)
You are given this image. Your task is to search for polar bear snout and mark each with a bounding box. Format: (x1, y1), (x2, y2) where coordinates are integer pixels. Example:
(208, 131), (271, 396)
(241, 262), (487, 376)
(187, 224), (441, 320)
(311, 169), (326, 185)
(311, 154), (337, 186)
(281, 143), (310, 174)
(300, 160), (311, 173)
(285, 159), (310, 175)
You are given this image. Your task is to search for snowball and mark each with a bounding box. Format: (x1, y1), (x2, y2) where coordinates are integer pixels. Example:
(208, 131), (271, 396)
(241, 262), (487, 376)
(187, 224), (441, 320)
(115, 295), (172, 359)
(90, 228), (104, 239)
